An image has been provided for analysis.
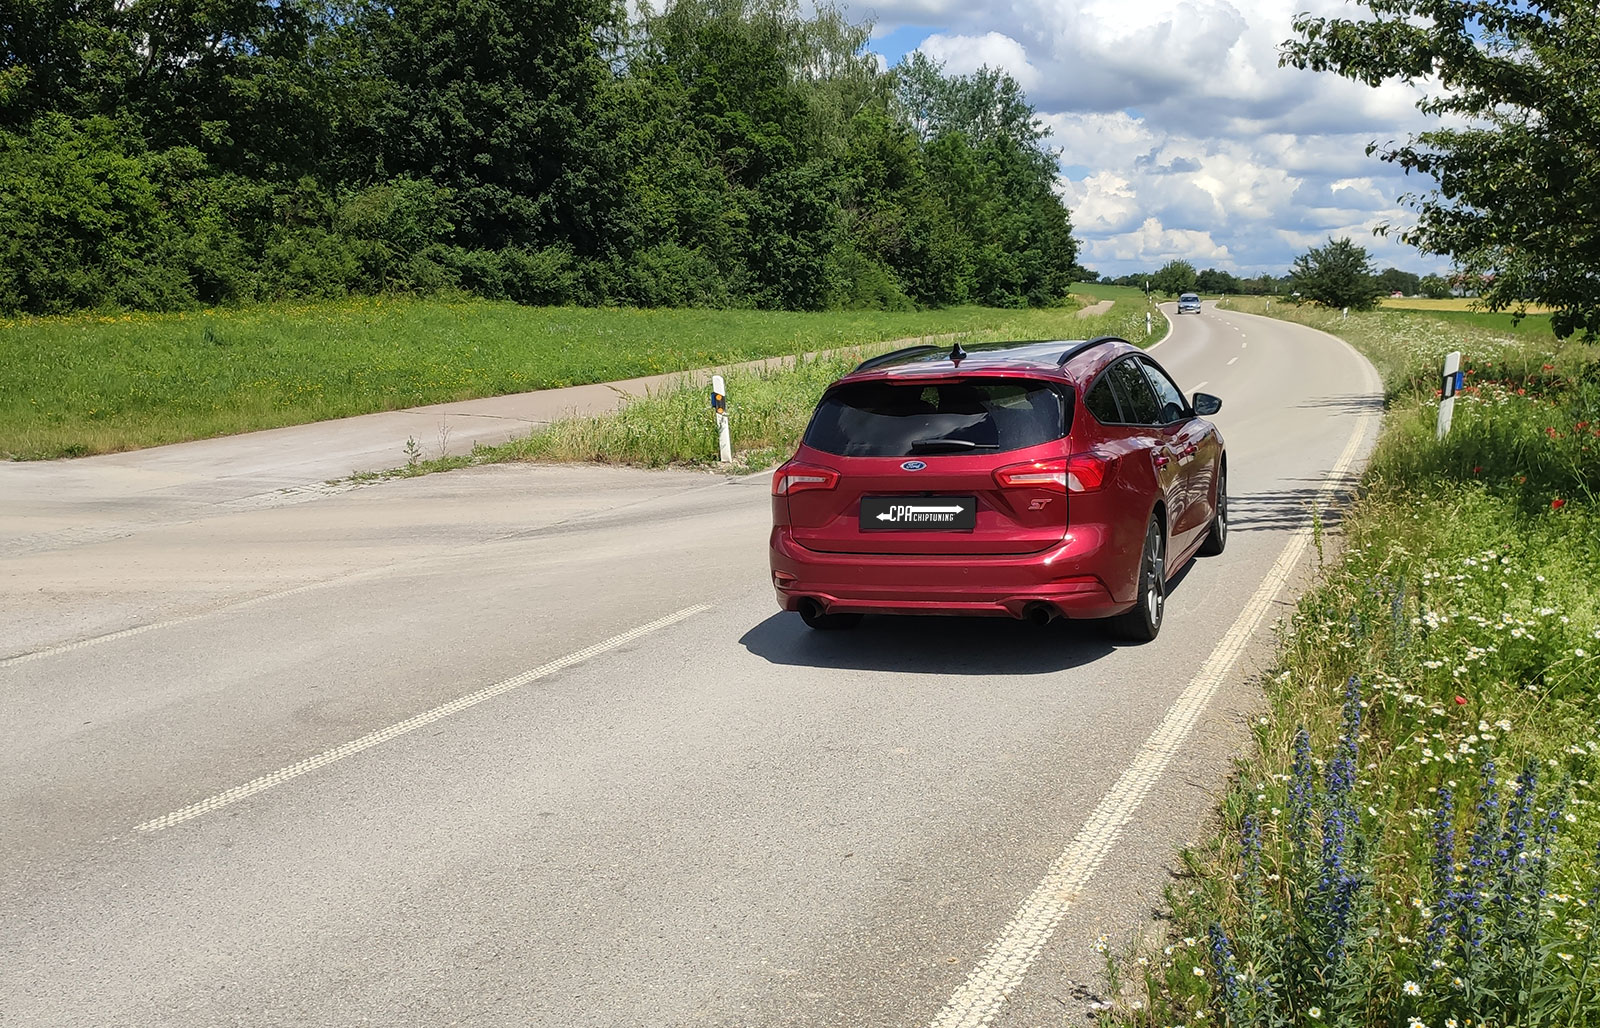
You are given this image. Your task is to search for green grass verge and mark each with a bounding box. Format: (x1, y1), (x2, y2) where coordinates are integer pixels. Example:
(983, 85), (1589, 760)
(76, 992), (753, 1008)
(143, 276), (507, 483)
(1102, 304), (1600, 1027)
(460, 296), (1164, 472)
(0, 296), (1176, 460)
(1073, 282), (1158, 303)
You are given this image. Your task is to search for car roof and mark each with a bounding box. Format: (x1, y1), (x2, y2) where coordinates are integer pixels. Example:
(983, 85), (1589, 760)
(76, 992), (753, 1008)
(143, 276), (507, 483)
(841, 338), (1138, 383)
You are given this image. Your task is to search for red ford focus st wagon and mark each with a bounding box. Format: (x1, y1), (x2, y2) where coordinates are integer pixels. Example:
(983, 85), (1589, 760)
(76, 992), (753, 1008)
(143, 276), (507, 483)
(768, 337), (1227, 641)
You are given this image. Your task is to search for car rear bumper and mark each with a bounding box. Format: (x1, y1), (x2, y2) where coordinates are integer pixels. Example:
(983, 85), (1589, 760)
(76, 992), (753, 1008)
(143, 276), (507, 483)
(769, 527), (1126, 620)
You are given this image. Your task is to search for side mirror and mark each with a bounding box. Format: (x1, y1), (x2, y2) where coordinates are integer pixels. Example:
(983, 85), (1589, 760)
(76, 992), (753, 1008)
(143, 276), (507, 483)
(1193, 392), (1222, 416)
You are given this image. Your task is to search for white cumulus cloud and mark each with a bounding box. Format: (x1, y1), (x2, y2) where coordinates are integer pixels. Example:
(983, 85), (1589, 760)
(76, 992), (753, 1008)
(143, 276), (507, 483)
(857, 0), (1452, 275)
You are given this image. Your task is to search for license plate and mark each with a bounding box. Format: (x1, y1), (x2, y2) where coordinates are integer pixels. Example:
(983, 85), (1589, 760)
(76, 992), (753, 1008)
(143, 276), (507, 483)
(860, 496), (976, 531)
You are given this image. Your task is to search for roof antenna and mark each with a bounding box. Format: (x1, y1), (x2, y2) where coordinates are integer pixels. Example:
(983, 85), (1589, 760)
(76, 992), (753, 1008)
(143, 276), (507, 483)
(949, 341), (967, 363)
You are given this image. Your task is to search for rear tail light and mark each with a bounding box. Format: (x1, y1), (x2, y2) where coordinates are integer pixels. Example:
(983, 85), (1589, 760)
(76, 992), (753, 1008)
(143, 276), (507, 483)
(994, 460), (1068, 491)
(1065, 453), (1110, 492)
(772, 462), (840, 496)
(995, 454), (1109, 493)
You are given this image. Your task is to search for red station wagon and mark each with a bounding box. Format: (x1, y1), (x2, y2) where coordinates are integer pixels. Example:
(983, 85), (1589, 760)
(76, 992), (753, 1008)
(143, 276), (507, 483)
(768, 337), (1228, 641)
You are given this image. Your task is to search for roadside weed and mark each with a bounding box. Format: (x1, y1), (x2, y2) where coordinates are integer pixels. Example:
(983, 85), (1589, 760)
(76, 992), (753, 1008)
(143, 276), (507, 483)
(1104, 308), (1600, 1027)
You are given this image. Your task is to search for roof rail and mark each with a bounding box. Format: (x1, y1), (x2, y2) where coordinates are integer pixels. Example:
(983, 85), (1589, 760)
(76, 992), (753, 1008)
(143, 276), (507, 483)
(852, 344), (940, 373)
(1056, 336), (1128, 366)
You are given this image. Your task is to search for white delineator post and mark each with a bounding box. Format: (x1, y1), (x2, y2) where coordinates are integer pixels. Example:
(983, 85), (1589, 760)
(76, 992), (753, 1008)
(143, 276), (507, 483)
(1146, 312), (1152, 335)
(710, 374), (732, 463)
(1437, 351), (1462, 440)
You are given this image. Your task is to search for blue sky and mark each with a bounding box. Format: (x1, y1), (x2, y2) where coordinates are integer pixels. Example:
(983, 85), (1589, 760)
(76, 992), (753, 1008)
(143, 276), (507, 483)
(849, 0), (1452, 279)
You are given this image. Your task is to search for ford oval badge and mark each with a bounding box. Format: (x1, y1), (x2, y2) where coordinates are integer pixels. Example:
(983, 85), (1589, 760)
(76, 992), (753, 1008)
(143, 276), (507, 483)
(900, 460), (927, 471)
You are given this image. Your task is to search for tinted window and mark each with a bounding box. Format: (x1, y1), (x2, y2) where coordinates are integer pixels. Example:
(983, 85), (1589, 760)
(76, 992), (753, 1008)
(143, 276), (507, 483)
(805, 379), (1070, 457)
(1106, 359), (1162, 425)
(1084, 377), (1122, 424)
(1139, 358), (1191, 425)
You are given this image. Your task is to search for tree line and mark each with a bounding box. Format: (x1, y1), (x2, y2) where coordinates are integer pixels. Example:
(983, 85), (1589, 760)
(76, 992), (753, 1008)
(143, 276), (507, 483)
(1104, 258), (1458, 304)
(0, 0), (1083, 315)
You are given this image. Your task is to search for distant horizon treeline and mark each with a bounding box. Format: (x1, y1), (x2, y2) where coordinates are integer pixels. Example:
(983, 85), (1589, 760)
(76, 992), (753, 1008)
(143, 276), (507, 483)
(1100, 262), (1461, 299)
(0, 0), (1085, 316)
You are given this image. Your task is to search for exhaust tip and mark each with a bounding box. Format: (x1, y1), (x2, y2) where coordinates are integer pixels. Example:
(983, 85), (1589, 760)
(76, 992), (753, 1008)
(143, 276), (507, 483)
(1023, 602), (1059, 627)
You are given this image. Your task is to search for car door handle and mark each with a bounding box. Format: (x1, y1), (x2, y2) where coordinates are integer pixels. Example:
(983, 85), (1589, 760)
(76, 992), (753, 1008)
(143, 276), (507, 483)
(1184, 444), (1198, 456)
(1153, 453), (1170, 468)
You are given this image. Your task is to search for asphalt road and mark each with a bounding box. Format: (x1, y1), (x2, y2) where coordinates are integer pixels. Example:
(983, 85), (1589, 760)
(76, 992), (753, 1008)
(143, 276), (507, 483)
(0, 304), (1382, 1027)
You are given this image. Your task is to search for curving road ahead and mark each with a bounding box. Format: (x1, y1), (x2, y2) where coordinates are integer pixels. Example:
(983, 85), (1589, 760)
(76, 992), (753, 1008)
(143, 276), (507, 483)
(0, 304), (1381, 1026)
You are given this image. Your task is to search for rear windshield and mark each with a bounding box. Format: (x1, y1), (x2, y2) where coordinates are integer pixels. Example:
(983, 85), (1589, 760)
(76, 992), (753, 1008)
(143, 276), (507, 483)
(803, 379), (1071, 457)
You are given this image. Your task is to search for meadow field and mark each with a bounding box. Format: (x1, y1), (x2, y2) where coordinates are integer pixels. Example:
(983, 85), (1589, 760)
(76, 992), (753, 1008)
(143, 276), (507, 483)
(404, 292), (1165, 473)
(0, 297), (1162, 460)
(1380, 297), (1555, 314)
(1070, 282), (1155, 303)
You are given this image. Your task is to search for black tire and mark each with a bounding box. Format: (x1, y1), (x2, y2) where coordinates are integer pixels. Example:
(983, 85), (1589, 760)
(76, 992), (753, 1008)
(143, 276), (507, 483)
(799, 602), (863, 631)
(1110, 516), (1166, 642)
(1198, 467), (1228, 556)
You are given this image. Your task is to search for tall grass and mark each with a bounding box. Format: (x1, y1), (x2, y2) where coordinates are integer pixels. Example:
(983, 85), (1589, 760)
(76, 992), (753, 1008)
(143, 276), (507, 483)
(1103, 307), (1600, 1028)
(0, 297), (1152, 459)
(486, 297), (1166, 470)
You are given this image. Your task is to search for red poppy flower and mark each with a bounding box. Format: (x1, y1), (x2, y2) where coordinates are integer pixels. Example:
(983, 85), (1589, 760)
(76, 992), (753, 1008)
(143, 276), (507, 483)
(1552, 498), (1566, 510)
(1454, 696), (1467, 705)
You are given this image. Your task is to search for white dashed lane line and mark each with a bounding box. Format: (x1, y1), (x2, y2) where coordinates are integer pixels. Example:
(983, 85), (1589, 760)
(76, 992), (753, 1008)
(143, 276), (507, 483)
(926, 414), (1374, 1028)
(130, 604), (714, 835)
(1227, 356), (1240, 366)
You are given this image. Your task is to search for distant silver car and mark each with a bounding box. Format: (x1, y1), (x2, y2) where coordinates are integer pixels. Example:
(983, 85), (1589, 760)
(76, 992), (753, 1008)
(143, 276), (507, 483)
(1177, 293), (1201, 314)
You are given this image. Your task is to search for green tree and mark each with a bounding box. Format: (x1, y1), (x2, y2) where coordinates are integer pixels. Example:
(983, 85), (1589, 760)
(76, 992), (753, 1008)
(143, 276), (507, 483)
(1376, 267), (1420, 296)
(0, 114), (191, 311)
(0, 0), (1080, 314)
(1289, 237), (1383, 310)
(1237, 273), (1288, 295)
(1419, 273), (1452, 299)
(363, 0), (622, 252)
(1149, 259), (1197, 297)
(1283, 0), (1600, 338)
(1195, 267), (1239, 294)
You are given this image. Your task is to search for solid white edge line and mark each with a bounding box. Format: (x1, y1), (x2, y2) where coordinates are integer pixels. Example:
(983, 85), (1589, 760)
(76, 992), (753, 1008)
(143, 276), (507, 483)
(131, 603), (713, 834)
(927, 391), (1376, 1028)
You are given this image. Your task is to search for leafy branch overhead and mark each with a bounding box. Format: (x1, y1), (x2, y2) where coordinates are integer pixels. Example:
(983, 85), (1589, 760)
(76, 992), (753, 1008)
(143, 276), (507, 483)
(1282, 0), (1600, 339)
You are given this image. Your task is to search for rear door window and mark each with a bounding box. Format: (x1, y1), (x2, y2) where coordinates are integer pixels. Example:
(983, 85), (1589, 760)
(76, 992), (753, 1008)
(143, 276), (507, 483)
(1139, 358), (1192, 425)
(1084, 377), (1123, 424)
(1105, 358), (1162, 425)
(804, 379), (1071, 457)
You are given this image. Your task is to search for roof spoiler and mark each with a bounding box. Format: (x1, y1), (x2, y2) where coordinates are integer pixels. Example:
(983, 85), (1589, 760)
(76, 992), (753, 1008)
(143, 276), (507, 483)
(1057, 336), (1128, 366)
(851, 344), (940, 373)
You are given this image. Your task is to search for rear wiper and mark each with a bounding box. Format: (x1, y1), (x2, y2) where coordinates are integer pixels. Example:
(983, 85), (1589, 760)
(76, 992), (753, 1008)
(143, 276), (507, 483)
(908, 439), (996, 454)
